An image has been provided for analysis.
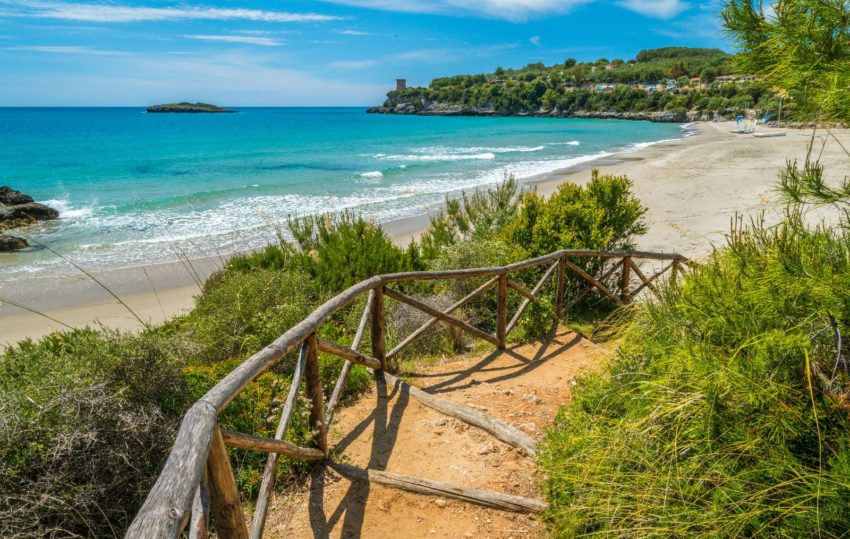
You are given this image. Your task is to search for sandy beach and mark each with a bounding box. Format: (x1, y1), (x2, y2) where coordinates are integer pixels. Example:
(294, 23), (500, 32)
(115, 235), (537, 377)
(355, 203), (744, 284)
(3, 121), (848, 346)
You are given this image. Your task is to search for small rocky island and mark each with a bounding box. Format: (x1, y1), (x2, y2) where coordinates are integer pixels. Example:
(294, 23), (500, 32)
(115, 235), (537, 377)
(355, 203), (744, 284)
(146, 102), (235, 113)
(0, 186), (59, 252)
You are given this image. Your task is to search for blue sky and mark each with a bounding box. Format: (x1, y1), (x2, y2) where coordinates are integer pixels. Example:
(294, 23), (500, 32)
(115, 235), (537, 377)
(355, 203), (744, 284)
(0, 1), (731, 106)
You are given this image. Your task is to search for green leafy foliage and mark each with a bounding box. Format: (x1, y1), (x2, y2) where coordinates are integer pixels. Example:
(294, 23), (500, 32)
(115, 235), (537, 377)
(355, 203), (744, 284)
(723, 0), (850, 122)
(380, 47), (776, 118)
(0, 329), (189, 537)
(539, 176), (850, 536)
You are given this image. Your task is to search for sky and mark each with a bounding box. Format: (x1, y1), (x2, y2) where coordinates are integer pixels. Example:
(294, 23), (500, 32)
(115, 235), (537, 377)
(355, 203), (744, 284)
(0, 1), (733, 106)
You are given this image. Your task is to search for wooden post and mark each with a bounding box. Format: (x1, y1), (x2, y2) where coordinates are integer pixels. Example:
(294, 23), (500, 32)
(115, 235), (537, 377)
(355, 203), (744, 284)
(620, 256), (632, 303)
(670, 260), (680, 286)
(370, 283), (386, 370)
(304, 333), (328, 457)
(188, 470), (210, 539)
(497, 273), (508, 350)
(555, 255), (567, 318)
(206, 426), (248, 539)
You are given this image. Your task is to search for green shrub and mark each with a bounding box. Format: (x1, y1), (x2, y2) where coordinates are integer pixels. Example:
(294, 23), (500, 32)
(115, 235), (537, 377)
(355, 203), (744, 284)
(420, 177), (520, 260)
(175, 268), (324, 364)
(287, 210), (422, 290)
(0, 329), (189, 538)
(539, 209), (850, 536)
(506, 169), (647, 314)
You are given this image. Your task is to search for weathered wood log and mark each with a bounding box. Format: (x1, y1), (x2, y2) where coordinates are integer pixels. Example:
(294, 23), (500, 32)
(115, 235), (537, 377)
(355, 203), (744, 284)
(304, 333), (328, 456)
(202, 276), (380, 412)
(380, 371), (536, 455)
(221, 430), (325, 461)
(188, 470), (209, 539)
(384, 287), (500, 347)
(381, 250), (684, 283)
(506, 261), (559, 336)
(670, 259), (680, 286)
(562, 259), (623, 306)
(250, 341), (308, 539)
(328, 463), (547, 513)
(386, 276), (498, 360)
(371, 284), (386, 369)
(555, 255), (566, 317)
(620, 256), (632, 303)
(207, 426), (248, 539)
(506, 278), (537, 303)
(126, 401), (218, 538)
(325, 291), (374, 429)
(496, 274), (508, 349)
(317, 337), (383, 370)
(563, 261), (623, 314)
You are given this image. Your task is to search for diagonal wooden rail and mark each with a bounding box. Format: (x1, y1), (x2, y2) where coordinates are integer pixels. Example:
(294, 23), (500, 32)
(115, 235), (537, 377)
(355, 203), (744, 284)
(127, 249), (686, 538)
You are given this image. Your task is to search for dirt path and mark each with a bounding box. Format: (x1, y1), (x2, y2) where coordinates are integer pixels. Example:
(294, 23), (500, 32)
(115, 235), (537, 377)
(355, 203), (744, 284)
(262, 328), (606, 538)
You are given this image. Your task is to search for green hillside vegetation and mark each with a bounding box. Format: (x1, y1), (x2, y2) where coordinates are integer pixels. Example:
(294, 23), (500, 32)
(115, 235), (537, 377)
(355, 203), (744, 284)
(0, 172), (646, 536)
(380, 47), (780, 118)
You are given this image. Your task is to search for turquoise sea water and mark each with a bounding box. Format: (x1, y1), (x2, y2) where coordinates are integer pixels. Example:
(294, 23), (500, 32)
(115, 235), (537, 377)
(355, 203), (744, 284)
(0, 107), (687, 278)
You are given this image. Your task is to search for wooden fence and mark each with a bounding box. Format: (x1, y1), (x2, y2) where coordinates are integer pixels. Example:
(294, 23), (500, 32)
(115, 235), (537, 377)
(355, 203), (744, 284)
(126, 249), (686, 538)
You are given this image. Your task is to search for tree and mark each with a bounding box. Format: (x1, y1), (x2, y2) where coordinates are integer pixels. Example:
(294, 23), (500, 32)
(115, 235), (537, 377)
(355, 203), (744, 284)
(564, 57), (577, 68)
(722, 0), (850, 121)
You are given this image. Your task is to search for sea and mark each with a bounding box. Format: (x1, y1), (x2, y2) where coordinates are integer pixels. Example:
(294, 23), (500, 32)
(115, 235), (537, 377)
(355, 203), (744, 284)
(0, 107), (690, 279)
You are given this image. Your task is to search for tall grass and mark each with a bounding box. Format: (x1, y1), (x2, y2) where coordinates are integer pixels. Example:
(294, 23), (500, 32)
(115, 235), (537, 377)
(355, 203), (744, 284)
(539, 163), (850, 536)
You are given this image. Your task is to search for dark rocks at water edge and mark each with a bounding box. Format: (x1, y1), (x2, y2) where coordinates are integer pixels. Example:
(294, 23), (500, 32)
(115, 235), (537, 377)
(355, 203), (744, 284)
(367, 100), (726, 123)
(0, 186), (58, 250)
(0, 235), (28, 251)
(146, 102), (236, 113)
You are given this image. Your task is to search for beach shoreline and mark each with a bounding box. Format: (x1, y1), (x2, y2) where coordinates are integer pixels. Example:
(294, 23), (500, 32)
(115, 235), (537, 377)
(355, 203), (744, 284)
(3, 120), (848, 345)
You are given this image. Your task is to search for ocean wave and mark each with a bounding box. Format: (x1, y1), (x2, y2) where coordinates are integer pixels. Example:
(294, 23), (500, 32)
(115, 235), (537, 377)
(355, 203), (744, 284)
(375, 152), (496, 162)
(359, 171), (384, 179)
(41, 198), (95, 219)
(550, 140), (581, 146)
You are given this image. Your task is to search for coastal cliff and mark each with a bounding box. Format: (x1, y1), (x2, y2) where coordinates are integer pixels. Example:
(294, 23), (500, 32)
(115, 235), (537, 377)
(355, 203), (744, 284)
(367, 98), (722, 123)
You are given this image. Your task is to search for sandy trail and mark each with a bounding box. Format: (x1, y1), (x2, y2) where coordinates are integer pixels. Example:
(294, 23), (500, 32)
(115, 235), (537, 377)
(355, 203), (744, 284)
(260, 328), (605, 538)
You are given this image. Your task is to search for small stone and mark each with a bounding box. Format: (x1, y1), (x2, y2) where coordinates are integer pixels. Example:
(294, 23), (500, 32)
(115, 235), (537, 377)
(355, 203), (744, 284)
(434, 498), (447, 508)
(522, 392), (542, 404)
(477, 442), (497, 455)
(435, 418), (448, 427)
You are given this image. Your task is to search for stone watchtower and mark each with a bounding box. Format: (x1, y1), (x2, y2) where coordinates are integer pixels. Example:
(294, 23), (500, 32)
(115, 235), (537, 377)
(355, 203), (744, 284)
(396, 79), (407, 92)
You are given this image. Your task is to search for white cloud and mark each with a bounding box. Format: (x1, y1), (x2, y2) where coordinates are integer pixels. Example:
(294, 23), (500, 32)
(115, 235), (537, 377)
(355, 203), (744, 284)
(321, 0), (592, 22)
(616, 0), (689, 19)
(2, 44), (128, 54)
(328, 59), (377, 69)
(529, 35), (540, 45)
(336, 29), (374, 36)
(2, 1), (341, 23)
(185, 34), (283, 46)
(0, 50), (387, 106)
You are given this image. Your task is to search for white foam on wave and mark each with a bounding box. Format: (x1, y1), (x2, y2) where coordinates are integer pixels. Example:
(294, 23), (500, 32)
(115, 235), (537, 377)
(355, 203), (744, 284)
(376, 152), (496, 162)
(550, 140), (581, 146)
(41, 198), (95, 219)
(359, 171), (384, 179)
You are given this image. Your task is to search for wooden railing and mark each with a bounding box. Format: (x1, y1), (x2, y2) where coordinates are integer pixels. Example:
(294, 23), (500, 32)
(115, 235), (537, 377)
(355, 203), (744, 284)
(126, 249), (686, 538)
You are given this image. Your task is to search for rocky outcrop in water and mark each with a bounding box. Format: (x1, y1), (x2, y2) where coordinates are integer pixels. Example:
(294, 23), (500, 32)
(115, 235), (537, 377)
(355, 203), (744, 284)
(0, 235), (28, 251)
(147, 102), (235, 113)
(0, 186), (58, 250)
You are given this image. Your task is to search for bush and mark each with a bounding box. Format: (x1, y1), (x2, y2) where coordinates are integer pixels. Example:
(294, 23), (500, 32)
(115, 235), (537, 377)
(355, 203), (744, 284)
(539, 207), (850, 536)
(506, 169), (647, 313)
(175, 268), (324, 364)
(0, 329), (189, 538)
(419, 177), (520, 260)
(287, 210), (422, 290)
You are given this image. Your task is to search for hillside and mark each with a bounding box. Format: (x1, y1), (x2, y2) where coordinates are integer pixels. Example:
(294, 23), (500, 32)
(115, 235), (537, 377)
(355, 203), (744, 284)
(369, 47), (774, 122)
